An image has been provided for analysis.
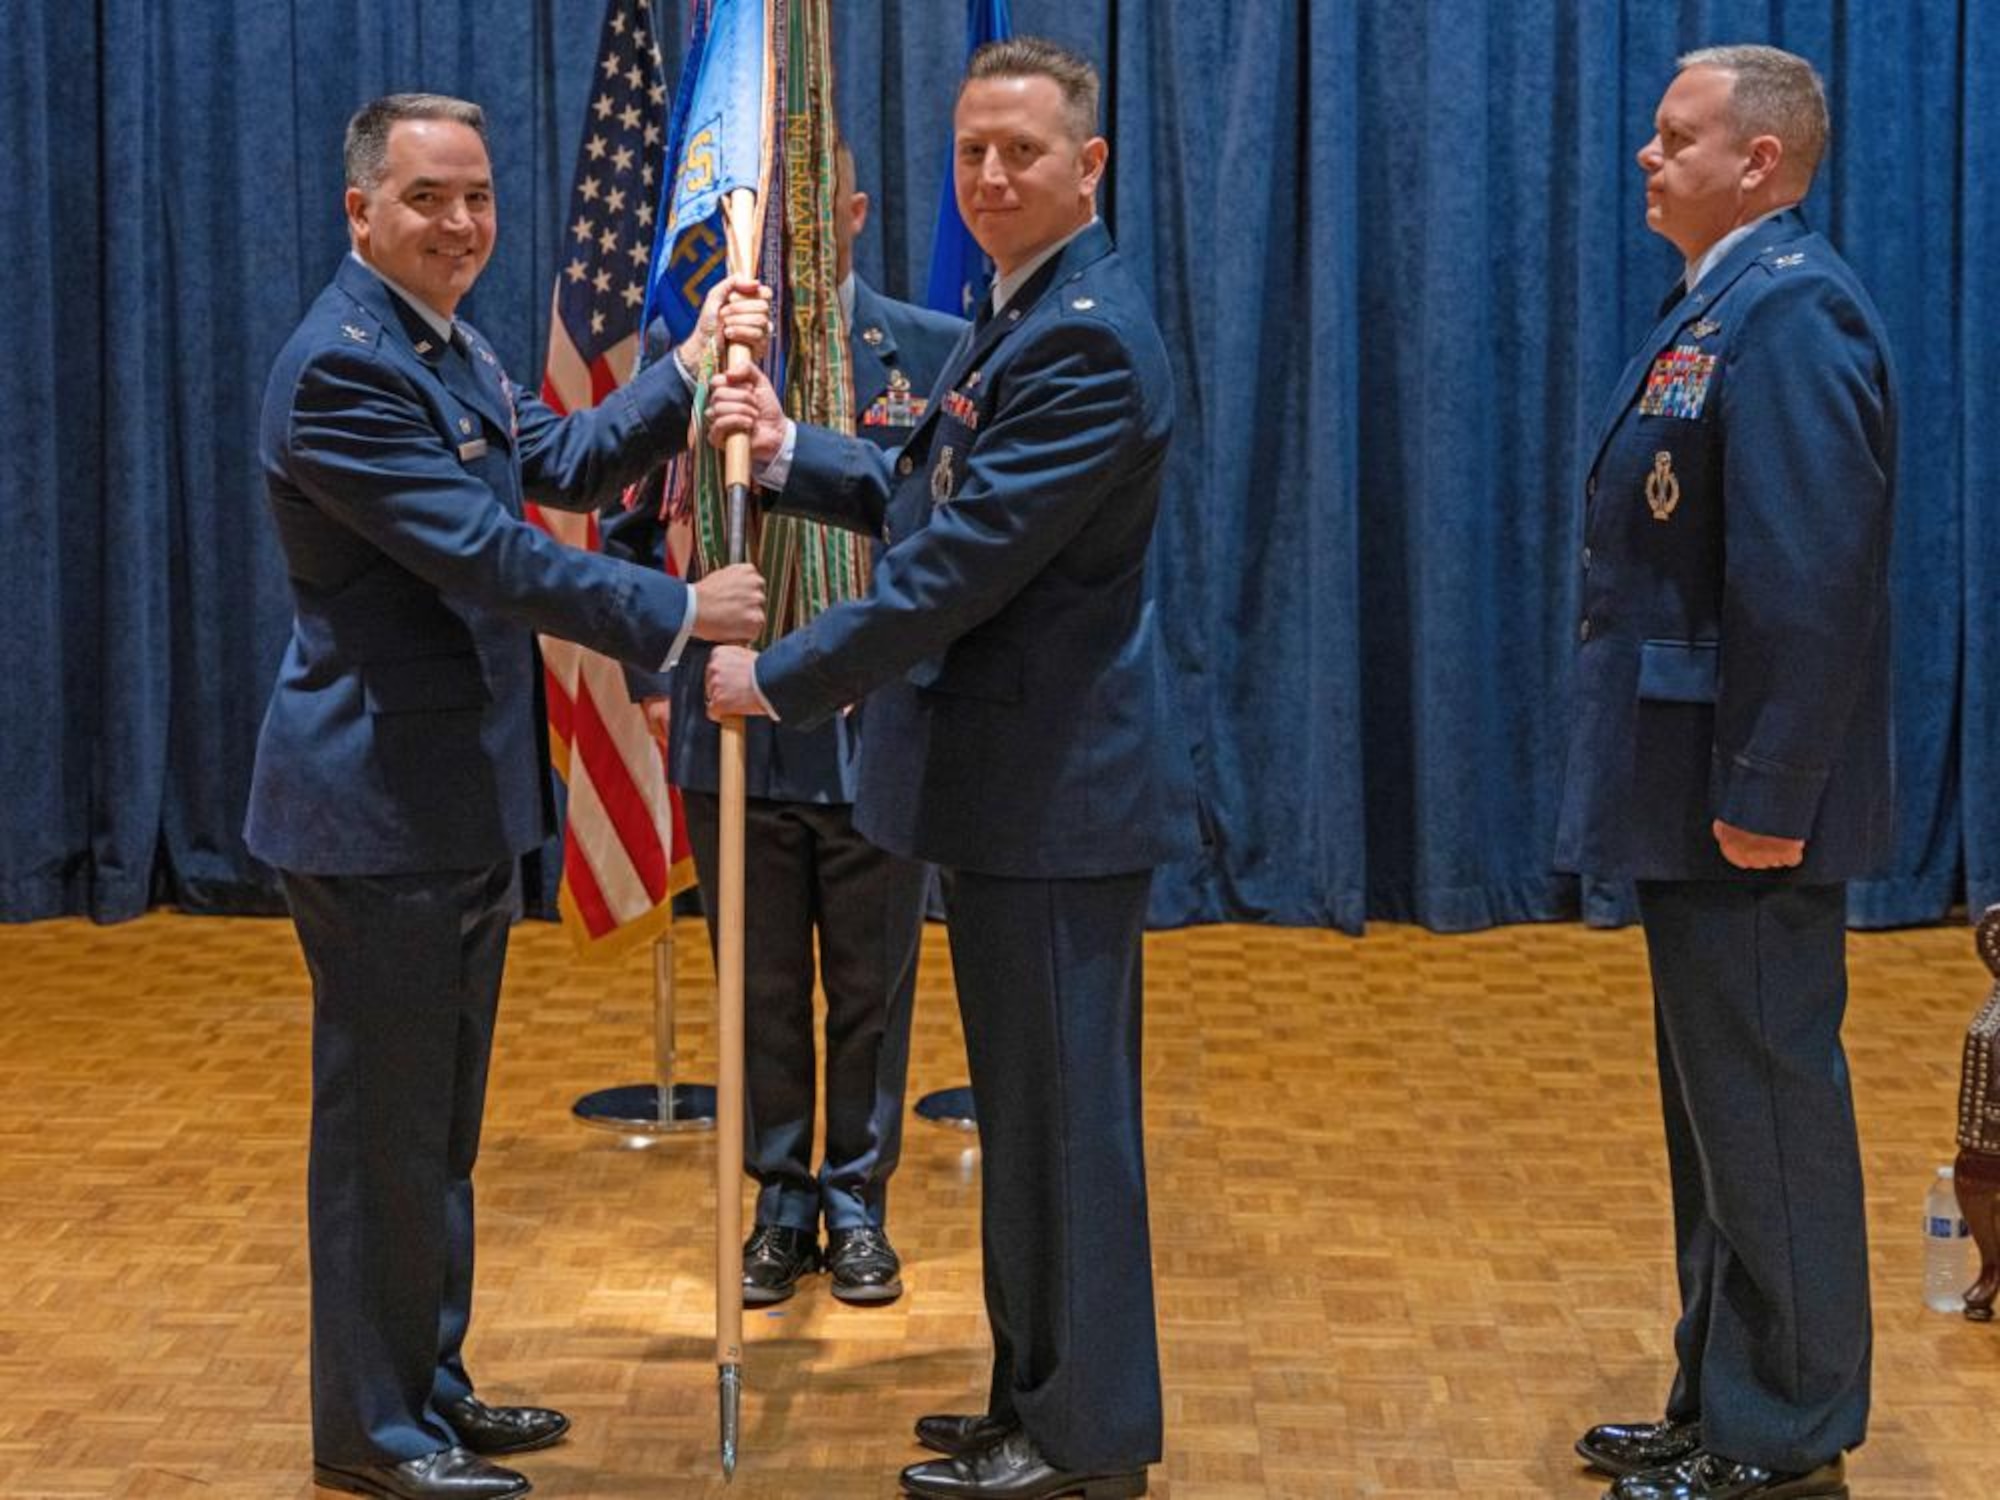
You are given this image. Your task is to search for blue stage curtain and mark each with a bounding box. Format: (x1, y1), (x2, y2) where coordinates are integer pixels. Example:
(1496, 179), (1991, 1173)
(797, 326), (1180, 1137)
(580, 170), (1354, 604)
(1, 1), (1991, 932)
(0, 0), (622, 920)
(1962, 0), (2000, 927)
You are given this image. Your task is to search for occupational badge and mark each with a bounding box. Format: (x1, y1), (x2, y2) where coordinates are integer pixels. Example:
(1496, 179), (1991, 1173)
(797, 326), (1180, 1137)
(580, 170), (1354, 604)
(341, 323), (370, 344)
(1773, 252), (1806, 268)
(1071, 297), (1096, 311)
(1689, 318), (1721, 339)
(931, 445), (957, 504)
(1639, 345), (1718, 420)
(1644, 450), (1681, 522)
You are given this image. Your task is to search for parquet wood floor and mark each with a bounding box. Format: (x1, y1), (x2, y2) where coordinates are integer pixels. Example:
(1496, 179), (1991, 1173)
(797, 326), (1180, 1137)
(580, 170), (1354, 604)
(0, 913), (1992, 1497)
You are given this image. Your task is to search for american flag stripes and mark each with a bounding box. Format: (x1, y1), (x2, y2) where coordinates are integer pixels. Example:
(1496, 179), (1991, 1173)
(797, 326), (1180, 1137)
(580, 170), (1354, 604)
(529, 0), (695, 953)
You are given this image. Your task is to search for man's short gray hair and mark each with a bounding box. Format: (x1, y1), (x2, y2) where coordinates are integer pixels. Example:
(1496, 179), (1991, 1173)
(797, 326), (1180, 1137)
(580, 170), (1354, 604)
(344, 93), (486, 189)
(1678, 44), (1829, 183)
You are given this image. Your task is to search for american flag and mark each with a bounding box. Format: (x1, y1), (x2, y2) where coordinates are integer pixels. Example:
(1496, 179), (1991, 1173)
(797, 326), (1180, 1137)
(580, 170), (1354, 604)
(528, 0), (695, 954)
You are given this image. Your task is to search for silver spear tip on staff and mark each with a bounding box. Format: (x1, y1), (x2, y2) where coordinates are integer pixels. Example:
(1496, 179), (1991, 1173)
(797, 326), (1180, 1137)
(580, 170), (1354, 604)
(719, 1361), (742, 1479)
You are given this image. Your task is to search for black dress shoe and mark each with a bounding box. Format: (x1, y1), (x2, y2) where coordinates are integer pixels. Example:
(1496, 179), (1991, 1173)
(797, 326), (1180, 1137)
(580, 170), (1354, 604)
(914, 1411), (1018, 1456)
(827, 1225), (903, 1304)
(1608, 1451), (1848, 1500)
(440, 1394), (571, 1456)
(899, 1427), (1146, 1498)
(742, 1224), (819, 1306)
(312, 1446), (530, 1499)
(1577, 1417), (1703, 1476)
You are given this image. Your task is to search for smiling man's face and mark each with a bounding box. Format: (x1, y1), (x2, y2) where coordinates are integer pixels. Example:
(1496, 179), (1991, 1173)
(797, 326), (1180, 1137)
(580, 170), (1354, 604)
(346, 118), (495, 318)
(952, 74), (1105, 278)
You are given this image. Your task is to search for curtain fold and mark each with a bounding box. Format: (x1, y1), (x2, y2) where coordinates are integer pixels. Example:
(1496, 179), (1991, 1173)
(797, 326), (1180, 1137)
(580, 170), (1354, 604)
(1958, 0), (2000, 924)
(1, 0), (104, 919)
(2, 0), (1990, 932)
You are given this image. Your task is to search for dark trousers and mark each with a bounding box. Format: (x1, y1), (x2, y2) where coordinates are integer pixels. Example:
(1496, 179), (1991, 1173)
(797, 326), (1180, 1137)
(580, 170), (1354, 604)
(683, 791), (926, 1231)
(947, 867), (1162, 1473)
(1637, 879), (1871, 1471)
(282, 861), (515, 1466)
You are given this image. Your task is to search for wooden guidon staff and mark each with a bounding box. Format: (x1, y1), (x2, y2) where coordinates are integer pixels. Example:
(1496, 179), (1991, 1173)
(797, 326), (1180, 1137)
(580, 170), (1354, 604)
(715, 183), (760, 1482)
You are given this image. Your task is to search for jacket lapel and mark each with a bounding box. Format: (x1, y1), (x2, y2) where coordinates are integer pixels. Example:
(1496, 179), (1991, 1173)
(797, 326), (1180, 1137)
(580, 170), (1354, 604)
(848, 278), (894, 412)
(447, 324), (519, 443)
(1584, 208), (1811, 478)
(334, 258), (514, 444)
(900, 220), (1116, 456)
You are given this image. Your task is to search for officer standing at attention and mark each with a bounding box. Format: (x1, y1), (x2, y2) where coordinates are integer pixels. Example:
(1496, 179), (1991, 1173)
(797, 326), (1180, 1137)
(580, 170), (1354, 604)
(247, 94), (765, 1500)
(614, 136), (966, 1308)
(1555, 46), (1895, 1500)
(706, 36), (1199, 1500)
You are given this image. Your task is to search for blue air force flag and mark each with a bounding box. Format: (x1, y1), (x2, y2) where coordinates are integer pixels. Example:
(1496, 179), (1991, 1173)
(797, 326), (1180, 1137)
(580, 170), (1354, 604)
(643, 0), (771, 348)
(923, 0), (1014, 317)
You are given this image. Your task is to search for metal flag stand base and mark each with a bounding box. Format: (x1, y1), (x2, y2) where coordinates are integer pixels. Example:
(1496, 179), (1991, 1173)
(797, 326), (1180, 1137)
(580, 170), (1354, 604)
(573, 928), (717, 1141)
(914, 1085), (979, 1132)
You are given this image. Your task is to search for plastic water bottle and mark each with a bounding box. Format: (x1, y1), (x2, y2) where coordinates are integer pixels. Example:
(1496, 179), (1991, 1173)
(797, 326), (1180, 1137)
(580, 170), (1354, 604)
(1924, 1166), (1973, 1314)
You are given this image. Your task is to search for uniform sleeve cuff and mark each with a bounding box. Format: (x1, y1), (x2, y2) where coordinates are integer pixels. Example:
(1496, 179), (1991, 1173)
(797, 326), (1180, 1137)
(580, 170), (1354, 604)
(1712, 751), (1829, 840)
(662, 585), (698, 669)
(751, 660), (780, 721)
(754, 420), (798, 490)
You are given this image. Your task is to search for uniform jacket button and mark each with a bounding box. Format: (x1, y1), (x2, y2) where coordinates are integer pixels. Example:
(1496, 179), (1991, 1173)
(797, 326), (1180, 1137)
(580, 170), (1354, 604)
(897, 455), (914, 476)
(1578, 618), (1593, 642)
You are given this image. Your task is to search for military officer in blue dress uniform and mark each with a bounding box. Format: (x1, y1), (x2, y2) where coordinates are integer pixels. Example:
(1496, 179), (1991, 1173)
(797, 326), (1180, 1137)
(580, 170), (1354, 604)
(705, 38), (1198, 1500)
(247, 94), (765, 1500)
(611, 138), (965, 1309)
(1556, 46), (1896, 1500)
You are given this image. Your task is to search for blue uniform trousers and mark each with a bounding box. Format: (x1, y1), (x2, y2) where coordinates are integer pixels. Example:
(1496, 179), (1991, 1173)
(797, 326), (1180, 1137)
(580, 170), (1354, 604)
(1637, 879), (1871, 1471)
(283, 860), (515, 1466)
(682, 790), (925, 1232)
(947, 867), (1163, 1473)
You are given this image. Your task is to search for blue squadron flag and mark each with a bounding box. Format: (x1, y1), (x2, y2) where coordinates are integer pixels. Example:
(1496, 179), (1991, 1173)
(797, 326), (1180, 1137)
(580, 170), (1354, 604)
(923, 0), (1013, 317)
(642, 0), (775, 350)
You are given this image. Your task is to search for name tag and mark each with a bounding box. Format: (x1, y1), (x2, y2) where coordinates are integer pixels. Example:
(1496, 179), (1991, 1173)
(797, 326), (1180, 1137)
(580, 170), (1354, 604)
(457, 438), (489, 462)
